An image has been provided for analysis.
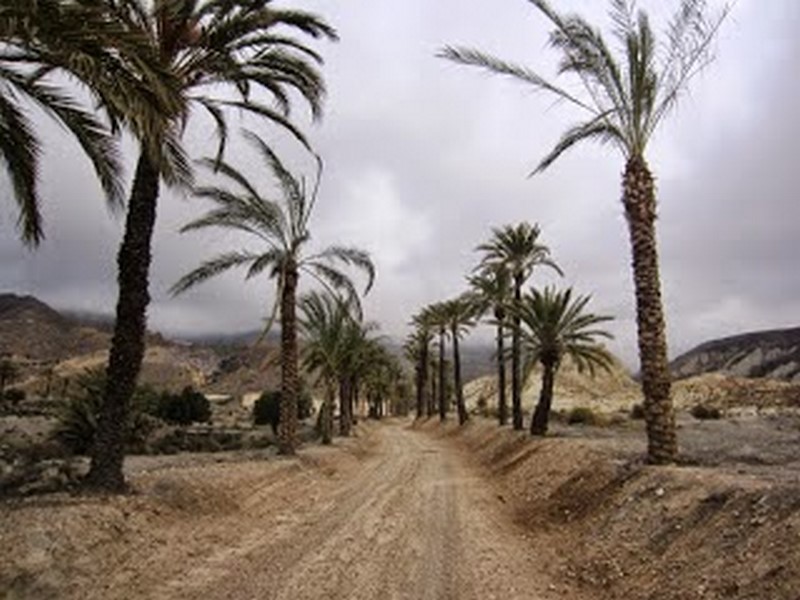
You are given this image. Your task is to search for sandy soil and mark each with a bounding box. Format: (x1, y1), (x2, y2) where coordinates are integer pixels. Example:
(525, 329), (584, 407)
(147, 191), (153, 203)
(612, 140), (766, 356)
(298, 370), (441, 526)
(1, 422), (569, 600)
(2, 417), (800, 600)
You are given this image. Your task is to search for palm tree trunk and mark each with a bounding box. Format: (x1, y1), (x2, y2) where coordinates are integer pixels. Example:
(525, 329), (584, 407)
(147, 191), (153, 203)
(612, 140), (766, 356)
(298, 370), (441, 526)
(623, 156), (677, 464)
(530, 360), (556, 435)
(512, 274), (523, 430)
(339, 375), (353, 436)
(429, 361), (436, 417)
(278, 265), (299, 455)
(85, 149), (159, 492)
(415, 362), (424, 418)
(438, 329), (446, 421)
(339, 377), (351, 435)
(351, 376), (359, 424)
(495, 310), (507, 426)
(321, 381), (334, 444)
(452, 325), (468, 425)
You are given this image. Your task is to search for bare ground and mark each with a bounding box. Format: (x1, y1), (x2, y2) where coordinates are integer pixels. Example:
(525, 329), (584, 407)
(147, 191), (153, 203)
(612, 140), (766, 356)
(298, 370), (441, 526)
(2, 417), (800, 599)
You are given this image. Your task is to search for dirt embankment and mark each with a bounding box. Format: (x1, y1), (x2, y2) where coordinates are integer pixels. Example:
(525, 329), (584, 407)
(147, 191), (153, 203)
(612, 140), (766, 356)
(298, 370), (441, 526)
(430, 419), (800, 600)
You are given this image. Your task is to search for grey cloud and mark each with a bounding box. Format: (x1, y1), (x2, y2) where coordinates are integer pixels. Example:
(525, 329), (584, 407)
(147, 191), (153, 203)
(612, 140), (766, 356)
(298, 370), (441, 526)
(2, 0), (798, 371)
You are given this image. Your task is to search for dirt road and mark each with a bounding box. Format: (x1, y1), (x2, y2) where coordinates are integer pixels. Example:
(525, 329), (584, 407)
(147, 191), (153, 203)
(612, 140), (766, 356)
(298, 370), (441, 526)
(2, 421), (570, 599)
(143, 422), (552, 600)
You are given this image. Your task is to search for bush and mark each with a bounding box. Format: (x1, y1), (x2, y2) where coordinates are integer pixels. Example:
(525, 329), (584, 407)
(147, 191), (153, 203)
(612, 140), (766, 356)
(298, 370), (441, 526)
(153, 387), (211, 425)
(3, 388), (25, 403)
(690, 404), (722, 420)
(566, 406), (599, 426)
(253, 388), (313, 433)
(54, 368), (160, 455)
(630, 403), (646, 420)
(148, 429), (232, 454)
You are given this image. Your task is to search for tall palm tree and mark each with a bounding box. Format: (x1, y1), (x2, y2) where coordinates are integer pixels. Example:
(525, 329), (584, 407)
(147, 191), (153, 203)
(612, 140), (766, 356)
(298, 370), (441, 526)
(362, 341), (401, 419)
(337, 314), (379, 435)
(0, 0), (182, 245)
(87, 1), (337, 490)
(404, 324), (433, 419)
(468, 264), (512, 425)
(442, 295), (476, 425)
(517, 286), (614, 435)
(421, 302), (450, 421)
(440, 0), (729, 463)
(298, 291), (351, 444)
(171, 132), (374, 456)
(476, 223), (561, 430)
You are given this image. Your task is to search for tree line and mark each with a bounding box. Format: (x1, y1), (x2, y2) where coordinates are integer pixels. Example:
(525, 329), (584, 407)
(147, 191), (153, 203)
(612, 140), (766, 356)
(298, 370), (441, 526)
(1, 0), (729, 490)
(406, 221), (615, 436)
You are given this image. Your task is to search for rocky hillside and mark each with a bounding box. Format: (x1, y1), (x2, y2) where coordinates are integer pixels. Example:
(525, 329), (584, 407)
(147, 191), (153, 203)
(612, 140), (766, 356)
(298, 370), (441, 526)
(671, 327), (800, 382)
(0, 293), (279, 397)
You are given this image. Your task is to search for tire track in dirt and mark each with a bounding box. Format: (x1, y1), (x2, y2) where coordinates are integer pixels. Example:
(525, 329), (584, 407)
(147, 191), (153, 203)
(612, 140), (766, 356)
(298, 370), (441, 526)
(143, 423), (562, 600)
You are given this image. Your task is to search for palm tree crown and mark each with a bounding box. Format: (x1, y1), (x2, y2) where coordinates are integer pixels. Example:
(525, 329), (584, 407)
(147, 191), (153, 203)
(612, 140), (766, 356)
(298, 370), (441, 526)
(517, 286), (614, 435)
(441, 0), (729, 169)
(0, 0), (183, 244)
(476, 222), (561, 282)
(172, 131), (375, 325)
(518, 287), (615, 377)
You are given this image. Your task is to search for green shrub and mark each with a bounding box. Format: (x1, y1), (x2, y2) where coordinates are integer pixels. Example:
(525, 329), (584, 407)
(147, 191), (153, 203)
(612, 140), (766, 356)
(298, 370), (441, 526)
(690, 404), (722, 420)
(154, 387), (211, 425)
(54, 368), (159, 455)
(630, 403), (646, 420)
(253, 389), (313, 433)
(147, 428), (247, 455)
(566, 406), (599, 425)
(3, 388), (25, 403)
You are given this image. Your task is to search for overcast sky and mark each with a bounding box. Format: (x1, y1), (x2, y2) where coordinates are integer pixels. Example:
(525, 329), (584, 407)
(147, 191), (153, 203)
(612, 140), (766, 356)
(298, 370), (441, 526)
(1, 0), (798, 369)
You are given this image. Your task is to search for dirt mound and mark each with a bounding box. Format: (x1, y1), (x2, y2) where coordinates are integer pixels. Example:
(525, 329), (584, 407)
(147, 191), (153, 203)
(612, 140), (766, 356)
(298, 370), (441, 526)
(438, 419), (800, 600)
(464, 355), (642, 415)
(466, 359), (800, 417)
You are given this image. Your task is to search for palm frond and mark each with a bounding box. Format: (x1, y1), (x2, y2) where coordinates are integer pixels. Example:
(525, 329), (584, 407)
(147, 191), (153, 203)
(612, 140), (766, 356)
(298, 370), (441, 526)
(0, 91), (41, 245)
(533, 112), (626, 173)
(170, 251), (256, 295)
(439, 46), (593, 112)
(307, 246), (376, 295)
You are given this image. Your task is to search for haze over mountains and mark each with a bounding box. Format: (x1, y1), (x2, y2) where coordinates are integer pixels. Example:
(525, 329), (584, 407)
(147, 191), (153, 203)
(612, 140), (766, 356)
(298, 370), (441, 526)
(2, 293), (799, 391)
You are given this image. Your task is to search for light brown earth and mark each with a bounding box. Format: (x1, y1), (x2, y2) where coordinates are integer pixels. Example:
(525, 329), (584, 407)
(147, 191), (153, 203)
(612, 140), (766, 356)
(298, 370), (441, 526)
(3, 417), (800, 600)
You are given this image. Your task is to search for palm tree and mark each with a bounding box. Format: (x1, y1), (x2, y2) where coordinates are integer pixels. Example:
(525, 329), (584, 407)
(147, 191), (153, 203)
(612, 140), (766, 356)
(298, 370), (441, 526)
(442, 295), (476, 425)
(404, 324), (433, 419)
(362, 341), (402, 419)
(87, 1), (337, 490)
(337, 314), (379, 435)
(517, 287), (614, 435)
(421, 302), (450, 421)
(0, 0), (182, 245)
(298, 291), (351, 444)
(440, 0), (729, 463)
(171, 132), (374, 456)
(468, 264), (512, 425)
(476, 223), (561, 430)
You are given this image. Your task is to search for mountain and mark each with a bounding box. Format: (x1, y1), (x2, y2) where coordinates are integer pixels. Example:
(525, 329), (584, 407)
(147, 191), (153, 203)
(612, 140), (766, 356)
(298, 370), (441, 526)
(670, 327), (800, 382)
(0, 294), (109, 361)
(0, 293), (280, 397)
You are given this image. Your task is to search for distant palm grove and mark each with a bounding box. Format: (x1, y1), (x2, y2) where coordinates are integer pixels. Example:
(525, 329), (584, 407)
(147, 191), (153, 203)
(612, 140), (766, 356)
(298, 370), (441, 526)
(0, 0), (728, 491)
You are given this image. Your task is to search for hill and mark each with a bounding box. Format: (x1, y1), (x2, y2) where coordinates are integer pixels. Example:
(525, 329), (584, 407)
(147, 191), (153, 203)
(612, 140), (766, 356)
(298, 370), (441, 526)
(0, 293), (280, 398)
(670, 326), (800, 382)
